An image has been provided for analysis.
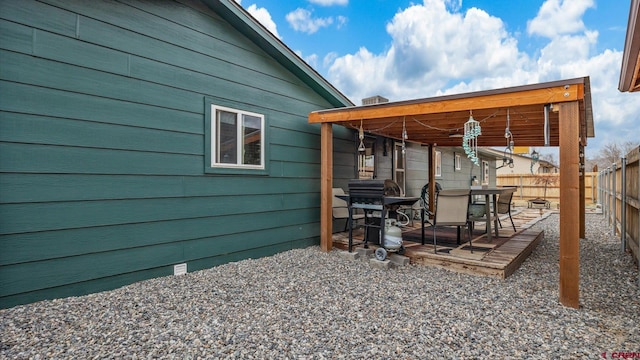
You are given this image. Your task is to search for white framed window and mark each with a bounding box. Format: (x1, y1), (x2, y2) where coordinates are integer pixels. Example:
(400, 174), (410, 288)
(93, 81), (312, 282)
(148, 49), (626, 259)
(482, 160), (489, 184)
(455, 153), (461, 170)
(435, 151), (442, 177)
(210, 105), (264, 169)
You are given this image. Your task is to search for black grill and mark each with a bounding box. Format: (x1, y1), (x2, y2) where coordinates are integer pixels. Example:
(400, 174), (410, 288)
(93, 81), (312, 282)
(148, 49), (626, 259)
(347, 179), (385, 209)
(347, 179), (387, 250)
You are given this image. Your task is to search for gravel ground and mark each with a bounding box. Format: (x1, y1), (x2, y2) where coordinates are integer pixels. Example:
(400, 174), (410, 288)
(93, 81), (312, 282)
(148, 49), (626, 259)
(1, 213), (639, 359)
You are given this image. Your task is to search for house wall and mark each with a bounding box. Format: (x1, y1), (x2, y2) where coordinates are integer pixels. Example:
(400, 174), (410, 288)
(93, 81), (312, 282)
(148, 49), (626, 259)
(356, 142), (495, 195)
(0, 0), (351, 308)
(437, 148), (496, 189)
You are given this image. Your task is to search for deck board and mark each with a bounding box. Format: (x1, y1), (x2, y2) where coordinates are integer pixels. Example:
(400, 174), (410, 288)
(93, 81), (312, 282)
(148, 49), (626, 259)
(332, 208), (550, 278)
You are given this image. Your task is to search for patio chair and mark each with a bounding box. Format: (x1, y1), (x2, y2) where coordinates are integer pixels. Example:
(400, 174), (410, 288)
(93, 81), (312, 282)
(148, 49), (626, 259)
(414, 182), (442, 223)
(425, 189), (473, 254)
(496, 188), (517, 232)
(332, 188), (365, 232)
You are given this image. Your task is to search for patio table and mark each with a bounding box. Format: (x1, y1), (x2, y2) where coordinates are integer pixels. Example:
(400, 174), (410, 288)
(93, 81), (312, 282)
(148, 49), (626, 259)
(421, 187), (516, 245)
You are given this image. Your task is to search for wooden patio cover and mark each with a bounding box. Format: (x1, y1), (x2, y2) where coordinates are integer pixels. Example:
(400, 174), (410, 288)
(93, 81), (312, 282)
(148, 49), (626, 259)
(309, 76), (594, 308)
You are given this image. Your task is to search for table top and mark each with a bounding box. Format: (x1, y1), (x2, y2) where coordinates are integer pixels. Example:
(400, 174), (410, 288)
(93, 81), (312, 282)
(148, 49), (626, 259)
(468, 186), (516, 195)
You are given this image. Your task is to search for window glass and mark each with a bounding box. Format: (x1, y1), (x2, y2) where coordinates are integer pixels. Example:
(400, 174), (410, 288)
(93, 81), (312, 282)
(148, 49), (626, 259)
(211, 105), (264, 169)
(217, 110), (237, 164)
(242, 114), (261, 165)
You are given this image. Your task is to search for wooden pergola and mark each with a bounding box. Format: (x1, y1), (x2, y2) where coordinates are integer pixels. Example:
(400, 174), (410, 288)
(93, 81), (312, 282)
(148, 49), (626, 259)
(309, 77), (594, 308)
(619, 0), (640, 92)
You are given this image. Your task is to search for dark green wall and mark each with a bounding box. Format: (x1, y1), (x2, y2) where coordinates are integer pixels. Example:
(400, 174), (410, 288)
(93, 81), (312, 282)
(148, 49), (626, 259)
(0, 0), (352, 308)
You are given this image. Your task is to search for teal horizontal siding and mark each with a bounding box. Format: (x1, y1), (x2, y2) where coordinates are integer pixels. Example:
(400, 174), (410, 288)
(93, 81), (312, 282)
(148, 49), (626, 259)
(0, 112), (202, 155)
(0, 174), (319, 203)
(0, 208), (319, 266)
(0, 192), (319, 235)
(0, 81), (203, 134)
(0, 142), (203, 175)
(0, 0), (347, 308)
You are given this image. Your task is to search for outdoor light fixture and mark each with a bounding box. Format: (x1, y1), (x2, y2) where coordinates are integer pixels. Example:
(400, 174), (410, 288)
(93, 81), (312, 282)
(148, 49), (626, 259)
(530, 150), (540, 174)
(531, 150), (539, 161)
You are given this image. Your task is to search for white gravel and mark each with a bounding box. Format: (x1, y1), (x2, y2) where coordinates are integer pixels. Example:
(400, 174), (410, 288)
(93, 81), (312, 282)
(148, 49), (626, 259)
(1, 213), (639, 359)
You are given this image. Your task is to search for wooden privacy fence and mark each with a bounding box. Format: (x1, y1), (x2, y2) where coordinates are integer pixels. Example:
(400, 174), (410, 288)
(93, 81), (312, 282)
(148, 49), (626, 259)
(497, 172), (599, 204)
(598, 146), (640, 278)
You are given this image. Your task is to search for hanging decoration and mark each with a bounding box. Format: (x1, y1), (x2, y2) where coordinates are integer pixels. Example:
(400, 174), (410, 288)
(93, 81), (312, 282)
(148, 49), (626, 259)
(462, 110), (481, 166)
(530, 150), (540, 174)
(401, 117), (407, 154)
(501, 109), (515, 168)
(358, 120), (365, 152)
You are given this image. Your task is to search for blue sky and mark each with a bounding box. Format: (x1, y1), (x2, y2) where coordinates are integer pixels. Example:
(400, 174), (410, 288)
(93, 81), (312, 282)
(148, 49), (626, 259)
(236, 0), (637, 159)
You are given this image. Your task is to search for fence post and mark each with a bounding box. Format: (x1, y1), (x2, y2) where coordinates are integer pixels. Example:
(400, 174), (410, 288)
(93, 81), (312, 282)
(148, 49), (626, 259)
(598, 170), (603, 208)
(519, 175), (523, 200)
(591, 173), (595, 203)
(612, 163), (617, 236)
(604, 168), (609, 221)
(621, 158), (627, 253)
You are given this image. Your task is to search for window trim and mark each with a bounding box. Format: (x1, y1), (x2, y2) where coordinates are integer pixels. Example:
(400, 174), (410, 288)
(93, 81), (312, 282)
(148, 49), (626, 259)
(482, 160), (490, 184)
(454, 153), (461, 171)
(435, 150), (442, 177)
(204, 100), (269, 175)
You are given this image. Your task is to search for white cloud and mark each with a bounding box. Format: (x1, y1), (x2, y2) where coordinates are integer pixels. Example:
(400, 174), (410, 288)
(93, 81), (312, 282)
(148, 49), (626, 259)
(328, 0), (527, 101)
(527, 0), (595, 38)
(322, 0), (640, 156)
(286, 8), (334, 34)
(246, 4), (281, 39)
(308, 0), (348, 5)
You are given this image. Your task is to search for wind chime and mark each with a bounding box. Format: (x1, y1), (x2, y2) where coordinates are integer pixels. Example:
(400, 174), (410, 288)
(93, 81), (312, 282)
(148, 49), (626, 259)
(463, 110), (481, 166)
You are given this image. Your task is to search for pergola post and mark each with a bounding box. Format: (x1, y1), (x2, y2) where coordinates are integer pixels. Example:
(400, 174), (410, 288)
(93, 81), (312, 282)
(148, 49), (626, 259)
(320, 123), (333, 252)
(580, 145), (586, 239)
(559, 101), (581, 308)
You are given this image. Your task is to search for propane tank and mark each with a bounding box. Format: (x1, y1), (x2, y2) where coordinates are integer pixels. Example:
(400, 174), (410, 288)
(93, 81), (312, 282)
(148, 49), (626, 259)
(384, 219), (403, 250)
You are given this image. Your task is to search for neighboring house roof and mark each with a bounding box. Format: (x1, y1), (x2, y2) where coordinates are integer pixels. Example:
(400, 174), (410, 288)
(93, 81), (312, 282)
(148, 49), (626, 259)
(203, 0), (354, 107)
(620, 0), (640, 92)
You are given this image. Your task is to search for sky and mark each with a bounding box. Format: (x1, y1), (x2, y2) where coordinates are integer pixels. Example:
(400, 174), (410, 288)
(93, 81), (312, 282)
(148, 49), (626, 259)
(235, 0), (638, 159)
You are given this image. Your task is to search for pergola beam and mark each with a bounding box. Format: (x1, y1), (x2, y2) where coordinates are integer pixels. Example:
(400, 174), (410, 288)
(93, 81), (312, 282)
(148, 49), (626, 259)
(309, 84), (582, 124)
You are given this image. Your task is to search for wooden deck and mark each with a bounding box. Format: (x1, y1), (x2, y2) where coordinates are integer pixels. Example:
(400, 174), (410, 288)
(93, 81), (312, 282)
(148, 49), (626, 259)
(332, 208), (551, 279)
